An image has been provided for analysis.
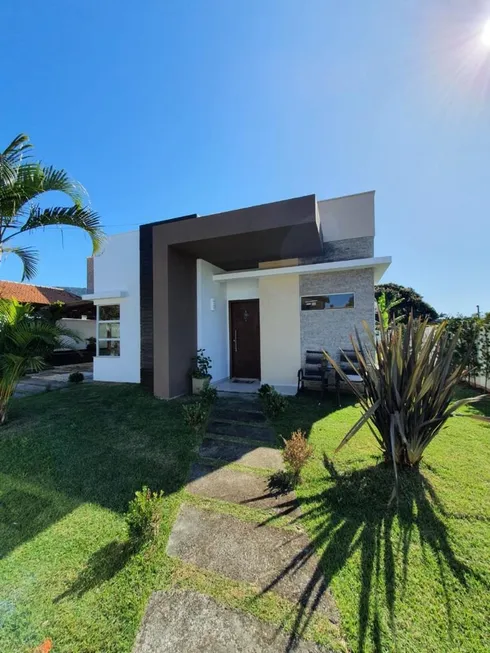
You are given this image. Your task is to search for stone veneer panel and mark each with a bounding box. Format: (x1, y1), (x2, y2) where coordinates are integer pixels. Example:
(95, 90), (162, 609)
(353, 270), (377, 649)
(300, 236), (374, 264)
(300, 268), (374, 363)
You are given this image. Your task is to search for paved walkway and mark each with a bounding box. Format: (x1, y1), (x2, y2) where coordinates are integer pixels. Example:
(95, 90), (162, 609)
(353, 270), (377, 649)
(134, 394), (339, 652)
(14, 363), (93, 398)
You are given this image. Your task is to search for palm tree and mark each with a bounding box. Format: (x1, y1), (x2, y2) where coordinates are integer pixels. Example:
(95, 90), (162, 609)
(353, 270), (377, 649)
(0, 299), (81, 424)
(0, 134), (104, 280)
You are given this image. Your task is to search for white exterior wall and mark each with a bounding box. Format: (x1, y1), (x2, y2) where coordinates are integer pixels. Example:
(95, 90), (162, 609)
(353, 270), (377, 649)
(197, 260), (228, 383)
(226, 278), (259, 301)
(58, 317), (96, 350)
(92, 231), (140, 383)
(259, 274), (301, 391)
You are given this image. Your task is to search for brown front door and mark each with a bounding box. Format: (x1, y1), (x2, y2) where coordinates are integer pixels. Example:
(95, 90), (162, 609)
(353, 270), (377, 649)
(229, 299), (261, 379)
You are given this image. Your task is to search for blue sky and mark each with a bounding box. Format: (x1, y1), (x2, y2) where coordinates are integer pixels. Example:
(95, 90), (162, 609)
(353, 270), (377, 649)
(1, 0), (489, 316)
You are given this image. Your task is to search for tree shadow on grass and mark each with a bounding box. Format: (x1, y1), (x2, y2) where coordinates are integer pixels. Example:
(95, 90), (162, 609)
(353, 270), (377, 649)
(53, 537), (144, 603)
(259, 461), (488, 653)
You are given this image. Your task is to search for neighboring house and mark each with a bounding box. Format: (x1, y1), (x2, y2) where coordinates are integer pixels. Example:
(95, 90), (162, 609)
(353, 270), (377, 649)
(84, 191), (391, 397)
(0, 280), (96, 351)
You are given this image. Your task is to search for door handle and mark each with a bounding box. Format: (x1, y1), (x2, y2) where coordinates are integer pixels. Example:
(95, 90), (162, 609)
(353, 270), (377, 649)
(233, 330), (238, 352)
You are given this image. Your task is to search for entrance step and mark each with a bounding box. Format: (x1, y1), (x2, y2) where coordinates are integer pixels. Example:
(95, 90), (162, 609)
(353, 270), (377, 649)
(199, 438), (283, 470)
(187, 462), (300, 518)
(212, 406), (266, 423)
(167, 504), (338, 620)
(133, 589), (331, 653)
(207, 420), (276, 443)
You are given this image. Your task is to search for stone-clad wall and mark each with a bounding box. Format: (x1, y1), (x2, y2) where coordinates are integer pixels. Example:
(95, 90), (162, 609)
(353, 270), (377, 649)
(300, 268), (374, 363)
(300, 236), (374, 265)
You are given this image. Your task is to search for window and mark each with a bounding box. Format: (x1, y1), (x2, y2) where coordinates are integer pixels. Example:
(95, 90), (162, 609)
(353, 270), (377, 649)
(301, 293), (355, 310)
(97, 304), (120, 356)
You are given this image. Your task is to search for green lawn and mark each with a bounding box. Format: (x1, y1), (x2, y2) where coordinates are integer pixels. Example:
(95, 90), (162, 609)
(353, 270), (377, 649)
(271, 386), (490, 653)
(0, 384), (200, 653)
(2, 382), (489, 653)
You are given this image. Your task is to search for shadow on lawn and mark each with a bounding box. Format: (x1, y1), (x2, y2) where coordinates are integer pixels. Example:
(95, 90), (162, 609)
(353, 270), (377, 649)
(54, 538), (144, 603)
(0, 385), (199, 560)
(261, 460), (487, 653)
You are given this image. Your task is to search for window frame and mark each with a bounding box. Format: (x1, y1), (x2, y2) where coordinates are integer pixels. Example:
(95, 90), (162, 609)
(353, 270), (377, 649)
(300, 292), (356, 311)
(96, 304), (121, 357)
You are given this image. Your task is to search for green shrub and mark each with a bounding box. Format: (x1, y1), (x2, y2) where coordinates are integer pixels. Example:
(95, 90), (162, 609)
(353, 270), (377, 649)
(183, 401), (209, 432)
(125, 486), (164, 542)
(258, 383), (272, 398)
(261, 387), (287, 418)
(191, 348), (212, 379)
(200, 384), (218, 406)
(69, 371), (84, 383)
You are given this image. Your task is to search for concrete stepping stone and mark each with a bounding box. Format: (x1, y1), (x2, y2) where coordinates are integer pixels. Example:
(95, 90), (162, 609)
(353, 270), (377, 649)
(187, 462), (300, 518)
(212, 407), (266, 423)
(133, 589), (331, 652)
(167, 505), (338, 620)
(207, 420), (276, 443)
(199, 438), (283, 470)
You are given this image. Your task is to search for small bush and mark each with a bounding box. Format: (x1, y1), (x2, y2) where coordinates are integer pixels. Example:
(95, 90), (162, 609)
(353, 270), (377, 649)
(282, 429), (313, 484)
(126, 486), (164, 542)
(262, 387), (287, 418)
(183, 401), (209, 432)
(69, 371), (84, 383)
(258, 383), (272, 398)
(200, 384), (218, 406)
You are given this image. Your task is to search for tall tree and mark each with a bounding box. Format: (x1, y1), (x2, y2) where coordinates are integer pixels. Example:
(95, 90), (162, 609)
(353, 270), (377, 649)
(0, 134), (104, 280)
(375, 282), (439, 323)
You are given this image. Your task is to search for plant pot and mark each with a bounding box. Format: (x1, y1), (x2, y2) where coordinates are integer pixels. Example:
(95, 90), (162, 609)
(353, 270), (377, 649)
(192, 376), (211, 395)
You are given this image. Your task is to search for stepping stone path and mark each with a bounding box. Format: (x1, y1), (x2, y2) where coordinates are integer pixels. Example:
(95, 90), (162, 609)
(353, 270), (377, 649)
(134, 394), (339, 652)
(134, 589), (328, 653)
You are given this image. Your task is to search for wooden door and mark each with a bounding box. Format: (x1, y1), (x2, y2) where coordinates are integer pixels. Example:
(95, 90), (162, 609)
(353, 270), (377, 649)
(229, 299), (261, 379)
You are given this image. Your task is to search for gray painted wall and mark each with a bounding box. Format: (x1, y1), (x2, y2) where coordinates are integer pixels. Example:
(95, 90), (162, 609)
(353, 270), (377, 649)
(318, 191), (375, 242)
(300, 268), (374, 363)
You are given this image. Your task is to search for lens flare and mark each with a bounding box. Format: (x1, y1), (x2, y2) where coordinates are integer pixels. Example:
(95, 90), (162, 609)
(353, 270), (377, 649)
(481, 19), (490, 47)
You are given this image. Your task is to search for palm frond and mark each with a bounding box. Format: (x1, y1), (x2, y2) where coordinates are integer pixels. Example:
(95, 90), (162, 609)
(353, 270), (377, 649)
(0, 163), (86, 219)
(0, 246), (38, 281)
(18, 205), (104, 254)
(0, 134), (32, 187)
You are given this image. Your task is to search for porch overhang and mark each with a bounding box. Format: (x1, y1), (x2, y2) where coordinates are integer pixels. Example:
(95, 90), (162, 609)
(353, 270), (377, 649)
(140, 194), (323, 398)
(212, 256), (392, 284)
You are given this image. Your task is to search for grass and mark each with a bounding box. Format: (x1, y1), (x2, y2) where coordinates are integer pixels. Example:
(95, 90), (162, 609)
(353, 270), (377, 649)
(3, 381), (488, 652)
(0, 383), (200, 653)
(270, 386), (490, 653)
(0, 383), (343, 653)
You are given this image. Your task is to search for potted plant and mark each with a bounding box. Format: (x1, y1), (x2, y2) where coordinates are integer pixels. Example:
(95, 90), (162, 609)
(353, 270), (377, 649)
(191, 349), (212, 394)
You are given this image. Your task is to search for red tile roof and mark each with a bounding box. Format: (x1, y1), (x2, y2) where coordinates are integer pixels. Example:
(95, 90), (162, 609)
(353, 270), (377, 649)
(0, 281), (82, 305)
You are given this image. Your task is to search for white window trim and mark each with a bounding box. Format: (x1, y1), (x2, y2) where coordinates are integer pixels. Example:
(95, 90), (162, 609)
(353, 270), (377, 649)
(300, 292), (356, 310)
(96, 304), (121, 357)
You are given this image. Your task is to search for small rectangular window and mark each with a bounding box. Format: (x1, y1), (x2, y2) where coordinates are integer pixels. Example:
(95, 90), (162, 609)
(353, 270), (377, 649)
(99, 304), (120, 321)
(301, 293), (354, 310)
(97, 304), (121, 357)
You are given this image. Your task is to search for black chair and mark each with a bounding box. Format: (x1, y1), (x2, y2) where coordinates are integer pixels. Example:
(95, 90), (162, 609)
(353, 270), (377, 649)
(297, 350), (329, 398)
(335, 349), (363, 407)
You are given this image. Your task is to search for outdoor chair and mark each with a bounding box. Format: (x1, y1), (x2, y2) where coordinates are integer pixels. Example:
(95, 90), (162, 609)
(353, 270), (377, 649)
(297, 350), (330, 398)
(335, 348), (363, 407)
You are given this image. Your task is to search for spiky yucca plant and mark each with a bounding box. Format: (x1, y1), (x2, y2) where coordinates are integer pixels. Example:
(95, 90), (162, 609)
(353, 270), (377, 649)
(0, 299), (81, 424)
(325, 315), (485, 484)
